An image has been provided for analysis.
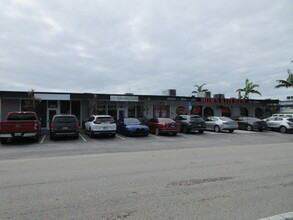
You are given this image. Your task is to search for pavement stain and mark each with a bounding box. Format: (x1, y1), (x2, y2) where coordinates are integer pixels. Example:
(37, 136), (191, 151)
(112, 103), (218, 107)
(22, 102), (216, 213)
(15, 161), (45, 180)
(166, 176), (233, 188)
(102, 210), (136, 220)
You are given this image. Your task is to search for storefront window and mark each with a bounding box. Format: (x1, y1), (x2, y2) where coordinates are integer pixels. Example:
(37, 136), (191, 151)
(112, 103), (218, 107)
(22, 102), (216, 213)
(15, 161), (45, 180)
(71, 101), (80, 121)
(128, 103), (136, 117)
(108, 105), (117, 119)
(240, 107), (248, 116)
(97, 102), (106, 115)
(222, 107), (231, 117)
(61, 101), (70, 114)
(48, 100), (57, 108)
(204, 107), (213, 117)
(153, 106), (169, 118)
(255, 107), (263, 118)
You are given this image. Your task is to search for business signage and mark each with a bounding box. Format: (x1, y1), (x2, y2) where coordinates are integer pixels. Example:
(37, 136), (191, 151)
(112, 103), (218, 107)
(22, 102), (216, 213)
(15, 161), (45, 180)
(34, 93), (70, 100)
(200, 97), (246, 104)
(110, 96), (139, 102)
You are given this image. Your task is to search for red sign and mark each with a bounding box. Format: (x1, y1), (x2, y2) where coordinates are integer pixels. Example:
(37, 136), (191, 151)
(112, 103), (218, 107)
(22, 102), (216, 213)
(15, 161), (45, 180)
(200, 98), (246, 104)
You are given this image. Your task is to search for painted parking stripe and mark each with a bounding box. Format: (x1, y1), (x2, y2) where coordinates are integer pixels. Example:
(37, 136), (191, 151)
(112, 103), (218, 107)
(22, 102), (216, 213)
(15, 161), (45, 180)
(256, 211), (293, 220)
(79, 134), (87, 142)
(116, 134), (126, 141)
(40, 135), (46, 144)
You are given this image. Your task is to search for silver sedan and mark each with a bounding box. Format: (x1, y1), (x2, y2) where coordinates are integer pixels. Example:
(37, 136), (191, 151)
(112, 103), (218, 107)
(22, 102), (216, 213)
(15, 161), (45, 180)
(205, 116), (238, 133)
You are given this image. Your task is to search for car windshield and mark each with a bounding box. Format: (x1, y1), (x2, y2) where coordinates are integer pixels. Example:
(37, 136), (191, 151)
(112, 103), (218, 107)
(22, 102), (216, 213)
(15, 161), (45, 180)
(158, 118), (175, 123)
(218, 117), (233, 121)
(54, 117), (76, 123)
(124, 118), (141, 125)
(7, 113), (37, 120)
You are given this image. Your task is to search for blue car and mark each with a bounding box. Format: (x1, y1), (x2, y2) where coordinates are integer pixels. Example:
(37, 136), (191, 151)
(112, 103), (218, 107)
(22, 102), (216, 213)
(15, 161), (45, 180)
(116, 118), (149, 136)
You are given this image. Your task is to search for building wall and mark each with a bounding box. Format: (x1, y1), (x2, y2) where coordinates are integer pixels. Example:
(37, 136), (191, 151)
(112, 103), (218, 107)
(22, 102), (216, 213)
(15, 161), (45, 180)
(0, 99), (20, 121)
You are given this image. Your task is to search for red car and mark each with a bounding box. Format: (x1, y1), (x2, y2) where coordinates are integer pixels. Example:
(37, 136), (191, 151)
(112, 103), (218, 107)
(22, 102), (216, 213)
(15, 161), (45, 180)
(145, 118), (180, 135)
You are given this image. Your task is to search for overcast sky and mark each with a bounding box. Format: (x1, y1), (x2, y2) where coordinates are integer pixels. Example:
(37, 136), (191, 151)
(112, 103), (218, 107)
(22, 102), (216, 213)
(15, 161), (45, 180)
(0, 0), (292, 100)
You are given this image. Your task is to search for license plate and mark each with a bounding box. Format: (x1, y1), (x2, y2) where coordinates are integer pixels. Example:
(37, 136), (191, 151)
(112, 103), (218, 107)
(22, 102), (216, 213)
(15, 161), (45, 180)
(62, 127), (68, 130)
(198, 124), (201, 127)
(15, 133), (21, 136)
(171, 125), (175, 128)
(103, 127), (108, 130)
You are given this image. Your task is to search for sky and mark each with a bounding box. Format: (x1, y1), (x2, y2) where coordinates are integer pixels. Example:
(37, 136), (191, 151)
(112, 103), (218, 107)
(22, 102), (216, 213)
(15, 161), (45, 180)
(0, 0), (292, 100)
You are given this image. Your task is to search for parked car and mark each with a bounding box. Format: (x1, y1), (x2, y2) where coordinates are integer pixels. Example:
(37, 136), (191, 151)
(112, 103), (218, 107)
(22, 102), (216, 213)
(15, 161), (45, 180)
(174, 115), (206, 134)
(265, 116), (293, 133)
(205, 116), (238, 133)
(49, 114), (79, 140)
(84, 115), (116, 138)
(116, 118), (149, 136)
(235, 117), (267, 131)
(272, 113), (293, 118)
(145, 118), (180, 135)
(0, 111), (41, 144)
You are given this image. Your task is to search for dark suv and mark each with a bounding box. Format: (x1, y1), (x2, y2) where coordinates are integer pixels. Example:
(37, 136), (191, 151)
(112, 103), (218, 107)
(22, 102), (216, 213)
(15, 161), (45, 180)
(174, 115), (206, 134)
(50, 114), (79, 140)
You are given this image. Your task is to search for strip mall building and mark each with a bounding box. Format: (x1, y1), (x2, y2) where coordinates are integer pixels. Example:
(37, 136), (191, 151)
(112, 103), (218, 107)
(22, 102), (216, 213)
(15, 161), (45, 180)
(0, 91), (279, 128)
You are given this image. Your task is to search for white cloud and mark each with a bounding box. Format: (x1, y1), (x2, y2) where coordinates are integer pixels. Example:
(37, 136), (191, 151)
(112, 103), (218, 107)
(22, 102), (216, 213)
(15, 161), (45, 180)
(0, 0), (292, 100)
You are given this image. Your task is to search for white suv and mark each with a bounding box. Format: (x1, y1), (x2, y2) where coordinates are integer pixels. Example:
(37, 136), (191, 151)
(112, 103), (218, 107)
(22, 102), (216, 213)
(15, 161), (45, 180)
(265, 117), (293, 133)
(85, 115), (116, 137)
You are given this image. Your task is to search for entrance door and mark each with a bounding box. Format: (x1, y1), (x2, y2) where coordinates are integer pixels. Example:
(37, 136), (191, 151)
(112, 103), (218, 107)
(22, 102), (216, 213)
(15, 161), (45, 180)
(47, 101), (60, 128)
(117, 108), (128, 120)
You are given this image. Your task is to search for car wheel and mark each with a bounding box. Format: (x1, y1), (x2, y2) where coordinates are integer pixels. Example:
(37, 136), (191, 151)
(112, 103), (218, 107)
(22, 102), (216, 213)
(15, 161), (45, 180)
(280, 126), (287, 133)
(172, 132), (177, 136)
(214, 125), (220, 132)
(247, 125), (253, 131)
(155, 128), (160, 135)
(198, 130), (204, 134)
(1, 138), (8, 144)
(182, 126), (188, 134)
(229, 129), (234, 133)
(258, 129), (263, 132)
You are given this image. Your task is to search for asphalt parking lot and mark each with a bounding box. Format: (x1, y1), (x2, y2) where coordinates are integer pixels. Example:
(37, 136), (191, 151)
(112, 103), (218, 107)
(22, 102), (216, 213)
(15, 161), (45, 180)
(1, 129), (293, 220)
(0, 129), (292, 161)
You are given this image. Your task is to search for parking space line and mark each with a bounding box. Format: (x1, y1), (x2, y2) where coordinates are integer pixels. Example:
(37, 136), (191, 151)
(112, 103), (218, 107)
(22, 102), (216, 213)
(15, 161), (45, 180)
(40, 135), (46, 144)
(79, 134), (87, 142)
(116, 134), (126, 141)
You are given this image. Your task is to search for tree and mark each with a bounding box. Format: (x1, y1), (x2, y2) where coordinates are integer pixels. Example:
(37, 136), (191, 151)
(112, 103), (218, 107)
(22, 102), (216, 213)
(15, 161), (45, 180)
(275, 61), (293, 89)
(192, 83), (208, 94)
(23, 89), (42, 111)
(236, 78), (261, 99)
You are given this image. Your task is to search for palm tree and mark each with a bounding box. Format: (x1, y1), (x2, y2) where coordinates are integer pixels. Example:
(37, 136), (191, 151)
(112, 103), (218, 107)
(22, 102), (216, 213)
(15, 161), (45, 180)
(236, 78), (261, 99)
(275, 61), (293, 88)
(192, 83), (208, 94)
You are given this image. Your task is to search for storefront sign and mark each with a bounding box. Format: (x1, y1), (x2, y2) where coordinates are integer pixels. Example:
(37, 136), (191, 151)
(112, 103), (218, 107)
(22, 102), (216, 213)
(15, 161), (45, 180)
(200, 97), (246, 104)
(34, 93), (70, 100)
(110, 96), (139, 102)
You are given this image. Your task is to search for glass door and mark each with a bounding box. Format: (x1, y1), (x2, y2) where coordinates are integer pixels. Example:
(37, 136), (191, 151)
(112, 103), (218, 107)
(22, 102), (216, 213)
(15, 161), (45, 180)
(47, 101), (60, 128)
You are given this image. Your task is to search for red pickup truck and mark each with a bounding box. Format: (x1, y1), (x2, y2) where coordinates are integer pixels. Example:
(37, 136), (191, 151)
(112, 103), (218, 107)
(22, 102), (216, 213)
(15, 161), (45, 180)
(0, 111), (41, 144)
